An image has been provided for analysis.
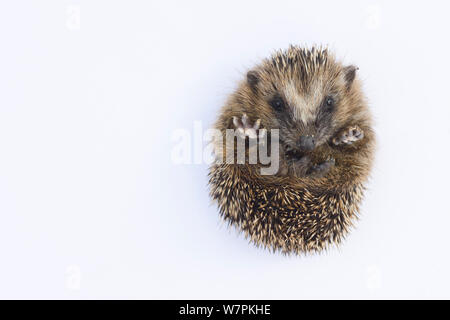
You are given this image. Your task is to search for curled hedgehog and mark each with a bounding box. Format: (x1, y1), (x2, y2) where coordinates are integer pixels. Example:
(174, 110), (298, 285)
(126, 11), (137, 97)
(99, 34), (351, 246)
(208, 46), (375, 254)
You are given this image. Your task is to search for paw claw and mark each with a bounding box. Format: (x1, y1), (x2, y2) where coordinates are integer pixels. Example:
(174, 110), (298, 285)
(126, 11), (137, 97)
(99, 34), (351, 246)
(246, 129), (257, 139)
(333, 125), (364, 145)
(259, 128), (267, 139)
(254, 119), (261, 130)
(232, 114), (263, 139)
(232, 116), (241, 128)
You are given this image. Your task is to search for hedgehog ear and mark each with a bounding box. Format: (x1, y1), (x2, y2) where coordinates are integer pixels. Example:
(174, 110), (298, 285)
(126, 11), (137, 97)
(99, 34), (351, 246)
(247, 70), (259, 91)
(343, 65), (358, 89)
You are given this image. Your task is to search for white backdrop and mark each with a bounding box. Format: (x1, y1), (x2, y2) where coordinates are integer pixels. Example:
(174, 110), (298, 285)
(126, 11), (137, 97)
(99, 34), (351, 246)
(1, 0), (449, 299)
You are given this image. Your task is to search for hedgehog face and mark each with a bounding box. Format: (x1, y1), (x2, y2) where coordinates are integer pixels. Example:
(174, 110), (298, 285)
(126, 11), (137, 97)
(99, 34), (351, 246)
(266, 66), (357, 154)
(245, 47), (358, 157)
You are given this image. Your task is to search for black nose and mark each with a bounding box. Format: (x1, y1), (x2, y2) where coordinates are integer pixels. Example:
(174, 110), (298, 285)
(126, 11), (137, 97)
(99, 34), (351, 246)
(298, 136), (315, 151)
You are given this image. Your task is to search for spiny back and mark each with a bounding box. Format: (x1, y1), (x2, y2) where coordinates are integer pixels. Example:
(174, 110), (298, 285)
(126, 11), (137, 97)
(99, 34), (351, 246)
(262, 46), (331, 84)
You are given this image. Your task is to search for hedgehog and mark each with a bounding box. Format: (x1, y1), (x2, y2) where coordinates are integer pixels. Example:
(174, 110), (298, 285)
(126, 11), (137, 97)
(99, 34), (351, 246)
(208, 45), (375, 255)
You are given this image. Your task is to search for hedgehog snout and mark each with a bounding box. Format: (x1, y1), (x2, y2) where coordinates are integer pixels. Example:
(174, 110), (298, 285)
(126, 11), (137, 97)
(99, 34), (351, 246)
(298, 135), (315, 151)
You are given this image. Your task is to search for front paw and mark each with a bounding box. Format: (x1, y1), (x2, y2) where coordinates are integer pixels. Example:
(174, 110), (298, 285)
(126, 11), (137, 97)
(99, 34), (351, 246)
(307, 158), (335, 178)
(232, 114), (263, 139)
(332, 125), (364, 145)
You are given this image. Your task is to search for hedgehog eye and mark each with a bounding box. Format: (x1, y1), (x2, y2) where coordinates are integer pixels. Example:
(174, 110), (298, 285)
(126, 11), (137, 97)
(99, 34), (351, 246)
(270, 96), (285, 111)
(323, 96), (335, 112)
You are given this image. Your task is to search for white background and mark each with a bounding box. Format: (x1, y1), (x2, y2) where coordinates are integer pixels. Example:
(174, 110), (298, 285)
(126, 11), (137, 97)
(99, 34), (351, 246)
(1, 0), (449, 299)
